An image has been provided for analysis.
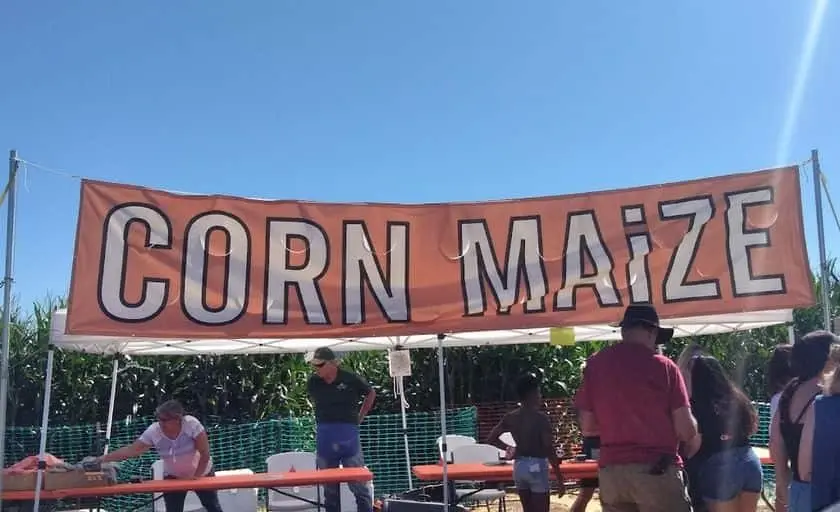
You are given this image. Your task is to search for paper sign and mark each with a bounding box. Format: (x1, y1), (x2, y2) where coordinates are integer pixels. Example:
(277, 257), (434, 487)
(549, 327), (576, 346)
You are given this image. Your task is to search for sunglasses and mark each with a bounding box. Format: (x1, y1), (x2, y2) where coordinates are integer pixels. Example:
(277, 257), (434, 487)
(312, 362), (326, 368)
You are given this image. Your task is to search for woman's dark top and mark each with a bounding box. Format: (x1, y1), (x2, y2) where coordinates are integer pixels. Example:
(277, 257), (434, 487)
(690, 396), (752, 462)
(778, 384), (819, 483)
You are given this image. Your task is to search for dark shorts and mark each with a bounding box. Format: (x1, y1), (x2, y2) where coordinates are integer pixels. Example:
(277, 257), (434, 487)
(696, 446), (763, 502)
(580, 436), (600, 489)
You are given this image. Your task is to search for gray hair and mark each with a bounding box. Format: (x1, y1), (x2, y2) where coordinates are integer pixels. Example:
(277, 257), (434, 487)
(155, 400), (184, 420)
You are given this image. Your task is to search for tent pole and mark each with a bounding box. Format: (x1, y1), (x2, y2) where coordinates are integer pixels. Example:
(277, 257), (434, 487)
(103, 358), (120, 454)
(436, 334), (449, 508)
(398, 377), (413, 490)
(813, 149), (832, 331)
(33, 349), (55, 510)
(0, 150), (19, 508)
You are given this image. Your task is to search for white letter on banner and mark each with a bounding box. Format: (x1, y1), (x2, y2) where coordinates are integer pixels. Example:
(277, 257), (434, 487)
(343, 221), (409, 324)
(725, 188), (785, 296)
(554, 212), (620, 310)
(659, 197), (721, 302)
(181, 212), (250, 325)
(99, 204), (171, 321)
(264, 219), (330, 325)
(460, 218), (547, 315)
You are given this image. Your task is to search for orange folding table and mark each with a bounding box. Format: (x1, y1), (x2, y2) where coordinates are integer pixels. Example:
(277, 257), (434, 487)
(414, 448), (774, 506)
(413, 447), (773, 483)
(2, 467), (372, 511)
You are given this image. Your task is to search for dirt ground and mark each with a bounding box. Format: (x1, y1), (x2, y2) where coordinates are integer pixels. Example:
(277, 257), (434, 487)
(495, 490), (775, 512)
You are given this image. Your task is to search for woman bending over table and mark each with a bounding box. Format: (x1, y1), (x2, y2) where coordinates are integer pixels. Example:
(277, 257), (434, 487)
(97, 400), (224, 512)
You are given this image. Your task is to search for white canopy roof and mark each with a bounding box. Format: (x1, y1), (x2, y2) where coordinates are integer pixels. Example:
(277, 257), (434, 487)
(49, 308), (793, 356)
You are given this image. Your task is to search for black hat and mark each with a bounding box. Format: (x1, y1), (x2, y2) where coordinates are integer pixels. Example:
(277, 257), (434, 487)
(616, 304), (674, 345)
(310, 346), (338, 364)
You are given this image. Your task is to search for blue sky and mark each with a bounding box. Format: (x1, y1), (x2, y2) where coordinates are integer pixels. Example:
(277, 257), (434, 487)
(1, 0), (838, 311)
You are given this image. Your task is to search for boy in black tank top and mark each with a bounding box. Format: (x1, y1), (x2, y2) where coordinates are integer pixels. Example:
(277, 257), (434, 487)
(487, 375), (565, 512)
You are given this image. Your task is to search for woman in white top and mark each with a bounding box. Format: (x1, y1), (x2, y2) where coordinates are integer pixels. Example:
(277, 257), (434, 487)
(98, 400), (223, 512)
(767, 344), (794, 436)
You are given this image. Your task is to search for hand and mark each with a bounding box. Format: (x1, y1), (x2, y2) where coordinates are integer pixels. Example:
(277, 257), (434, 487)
(504, 446), (516, 460)
(774, 497), (787, 512)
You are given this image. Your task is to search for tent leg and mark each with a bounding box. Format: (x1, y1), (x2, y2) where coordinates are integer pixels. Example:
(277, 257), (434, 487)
(0, 150), (19, 509)
(813, 149), (832, 331)
(33, 349), (55, 510)
(436, 334), (449, 508)
(399, 377), (413, 490)
(103, 358), (120, 454)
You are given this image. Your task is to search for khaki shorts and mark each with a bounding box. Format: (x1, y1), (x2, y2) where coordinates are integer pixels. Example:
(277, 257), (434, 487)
(598, 463), (692, 512)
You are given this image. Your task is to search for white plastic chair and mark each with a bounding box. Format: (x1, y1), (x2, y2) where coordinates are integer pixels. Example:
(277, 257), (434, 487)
(436, 434), (476, 463)
(215, 468), (258, 512)
(151, 460), (204, 512)
(451, 444), (507, 512)
(339, 469), (375, 512)
(151, 461), (258, 512)
(266, 452), (321, 512)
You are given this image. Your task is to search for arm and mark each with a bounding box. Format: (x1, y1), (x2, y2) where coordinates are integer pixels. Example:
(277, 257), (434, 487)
(193, 431), (212, 478)
(770, 405), (790, 511)
(797, 403), (815, 482)
(667, 361), (698, 444)
(359, 389), (376, 422)
(683, 433), (702, 459)
(540, 417), (565, 497)
(577, 410), (598, 437)
(485, 414), (513, 451)
(573, 358), (597, 435)
(354, 373), (376, 422)
(99, 440), (151, 464)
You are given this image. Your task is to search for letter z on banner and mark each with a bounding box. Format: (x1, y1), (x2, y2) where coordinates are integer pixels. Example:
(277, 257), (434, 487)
(66, 166), (815, 339)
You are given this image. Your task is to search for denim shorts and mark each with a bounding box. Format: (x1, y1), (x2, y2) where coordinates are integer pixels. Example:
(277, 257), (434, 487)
(788, 480), (811, 512)
(696, 446), (763, 501)
(513, 457), (550, 493)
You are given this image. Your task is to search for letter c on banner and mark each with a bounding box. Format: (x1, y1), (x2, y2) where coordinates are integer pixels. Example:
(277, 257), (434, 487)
(98, 203), (172, 322)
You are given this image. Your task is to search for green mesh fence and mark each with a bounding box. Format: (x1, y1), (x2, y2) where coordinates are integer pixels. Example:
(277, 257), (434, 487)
(4, 402), (777, 510)
(4, 407), (477, 511)
(751, 401), (776, 500)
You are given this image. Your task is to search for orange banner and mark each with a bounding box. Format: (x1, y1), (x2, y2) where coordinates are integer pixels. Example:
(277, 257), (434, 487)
(66, 167), (814, 339)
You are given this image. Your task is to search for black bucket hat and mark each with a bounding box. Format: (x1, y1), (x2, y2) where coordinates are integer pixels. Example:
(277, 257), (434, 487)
(616, 304), (675, 345)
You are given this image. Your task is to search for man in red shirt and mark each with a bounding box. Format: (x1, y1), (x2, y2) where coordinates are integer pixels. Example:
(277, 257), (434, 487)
(574, 304), (698, 512)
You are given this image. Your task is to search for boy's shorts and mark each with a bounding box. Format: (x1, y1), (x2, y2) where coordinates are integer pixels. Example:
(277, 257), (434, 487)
(513, 457), (550, 494)
(580, 436), (600, 489)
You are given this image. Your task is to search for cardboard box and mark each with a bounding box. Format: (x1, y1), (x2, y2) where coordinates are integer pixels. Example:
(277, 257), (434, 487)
(44, 470), (110, 491)
(1, 471), (40, 491)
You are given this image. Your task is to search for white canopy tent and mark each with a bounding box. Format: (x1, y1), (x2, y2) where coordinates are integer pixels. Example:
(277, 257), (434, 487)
(30, 307), (796, 507)
(50, 307), (793, 355)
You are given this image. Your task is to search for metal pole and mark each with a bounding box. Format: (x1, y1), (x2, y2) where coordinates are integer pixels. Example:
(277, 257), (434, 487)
(0, 150), (19, 507)
(436, 334), (449, 508)
(33, 350), (55, 510)
(398, 377), (414, 490)
(813, 149), (832, 331)
(103, 358), (120, 454)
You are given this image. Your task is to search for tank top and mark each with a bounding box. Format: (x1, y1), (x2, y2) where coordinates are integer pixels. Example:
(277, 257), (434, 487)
(779, 385), (819, 482)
